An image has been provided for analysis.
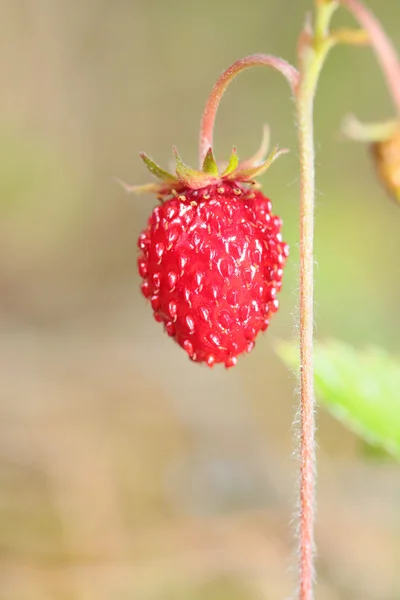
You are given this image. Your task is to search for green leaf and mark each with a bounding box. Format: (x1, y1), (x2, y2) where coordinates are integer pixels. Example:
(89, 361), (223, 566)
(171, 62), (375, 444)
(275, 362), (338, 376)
(221, 147), (239, 176)
(140, 152), (177, 182)
(358, 439), (396, 463)
(202, 147), (219, 176)
(173, 147), (216, 189)
(276, 339), (400, 461)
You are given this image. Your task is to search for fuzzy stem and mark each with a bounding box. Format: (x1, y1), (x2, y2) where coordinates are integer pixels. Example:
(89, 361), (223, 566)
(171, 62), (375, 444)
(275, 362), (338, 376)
(296, 5), (337, 598)
(340, 0), (400, 114)
(296, 67), (318, 600)
(199, 54), (299, 165)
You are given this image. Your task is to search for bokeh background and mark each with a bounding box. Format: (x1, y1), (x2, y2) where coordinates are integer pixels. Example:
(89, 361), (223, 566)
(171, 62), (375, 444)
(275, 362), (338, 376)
(1, 1), (399, 598)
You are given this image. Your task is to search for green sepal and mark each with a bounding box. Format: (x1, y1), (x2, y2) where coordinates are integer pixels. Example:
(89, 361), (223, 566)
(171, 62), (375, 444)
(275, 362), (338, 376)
(173, 147), (217, 189)
(201, 147), (219, 176)
(116, 178), (171, 196)
(140, 152), (178, 182)
(227, 145), (288, 182)
(221, 147), (239, 176)
(237, 125), (270, 170)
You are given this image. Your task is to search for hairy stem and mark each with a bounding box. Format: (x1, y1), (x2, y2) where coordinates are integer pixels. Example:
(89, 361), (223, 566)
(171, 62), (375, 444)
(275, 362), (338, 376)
(296, 5), (336, 598)
(296, 72), (317, 600)
(199, 54), (299, 165)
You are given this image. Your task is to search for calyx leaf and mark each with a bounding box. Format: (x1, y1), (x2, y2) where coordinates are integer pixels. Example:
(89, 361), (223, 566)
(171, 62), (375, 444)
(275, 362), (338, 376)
(237, 125), (270, 170)
(140, 153), (177, 182)
(221, 147), (239, 176)
(123, 134), (289, 199)
(226, 145), (289, 182)
(202, 147), (219, 176)
(173, 147), (216, 189)
(116, 178), (165, 195)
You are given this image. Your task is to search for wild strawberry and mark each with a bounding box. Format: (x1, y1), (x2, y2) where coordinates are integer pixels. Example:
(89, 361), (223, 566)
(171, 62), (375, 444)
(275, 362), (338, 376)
(122, 133), (289, 367)
(371, 126), (400, 204)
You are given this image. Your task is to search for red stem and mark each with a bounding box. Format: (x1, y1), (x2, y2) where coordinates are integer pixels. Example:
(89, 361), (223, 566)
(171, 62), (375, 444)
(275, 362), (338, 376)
(297, 63), (318, 600)
(341, 0), (400, 113)
(198, 54), (299, 165)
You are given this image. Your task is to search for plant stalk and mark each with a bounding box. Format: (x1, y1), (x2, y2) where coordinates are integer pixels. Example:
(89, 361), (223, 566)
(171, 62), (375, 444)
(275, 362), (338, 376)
(296, 5), (337, 598)
(296, 69), (317, 600)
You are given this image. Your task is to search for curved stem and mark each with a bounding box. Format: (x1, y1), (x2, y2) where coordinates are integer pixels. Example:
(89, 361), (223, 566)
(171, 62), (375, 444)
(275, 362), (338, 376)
(199, 54), (300, 165)
(341, 0), (400, 114)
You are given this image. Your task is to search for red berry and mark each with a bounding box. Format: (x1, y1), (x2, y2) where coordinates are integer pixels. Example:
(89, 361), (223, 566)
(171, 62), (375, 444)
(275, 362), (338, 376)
(137, 181), (288, 367)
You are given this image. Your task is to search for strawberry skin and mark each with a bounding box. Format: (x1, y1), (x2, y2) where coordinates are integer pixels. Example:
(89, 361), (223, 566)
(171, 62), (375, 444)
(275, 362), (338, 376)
(137, 181), (288, 367)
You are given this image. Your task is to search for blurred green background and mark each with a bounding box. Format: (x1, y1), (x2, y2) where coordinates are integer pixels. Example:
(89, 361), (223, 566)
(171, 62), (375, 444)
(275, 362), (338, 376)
(0, 1), (399, 599)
